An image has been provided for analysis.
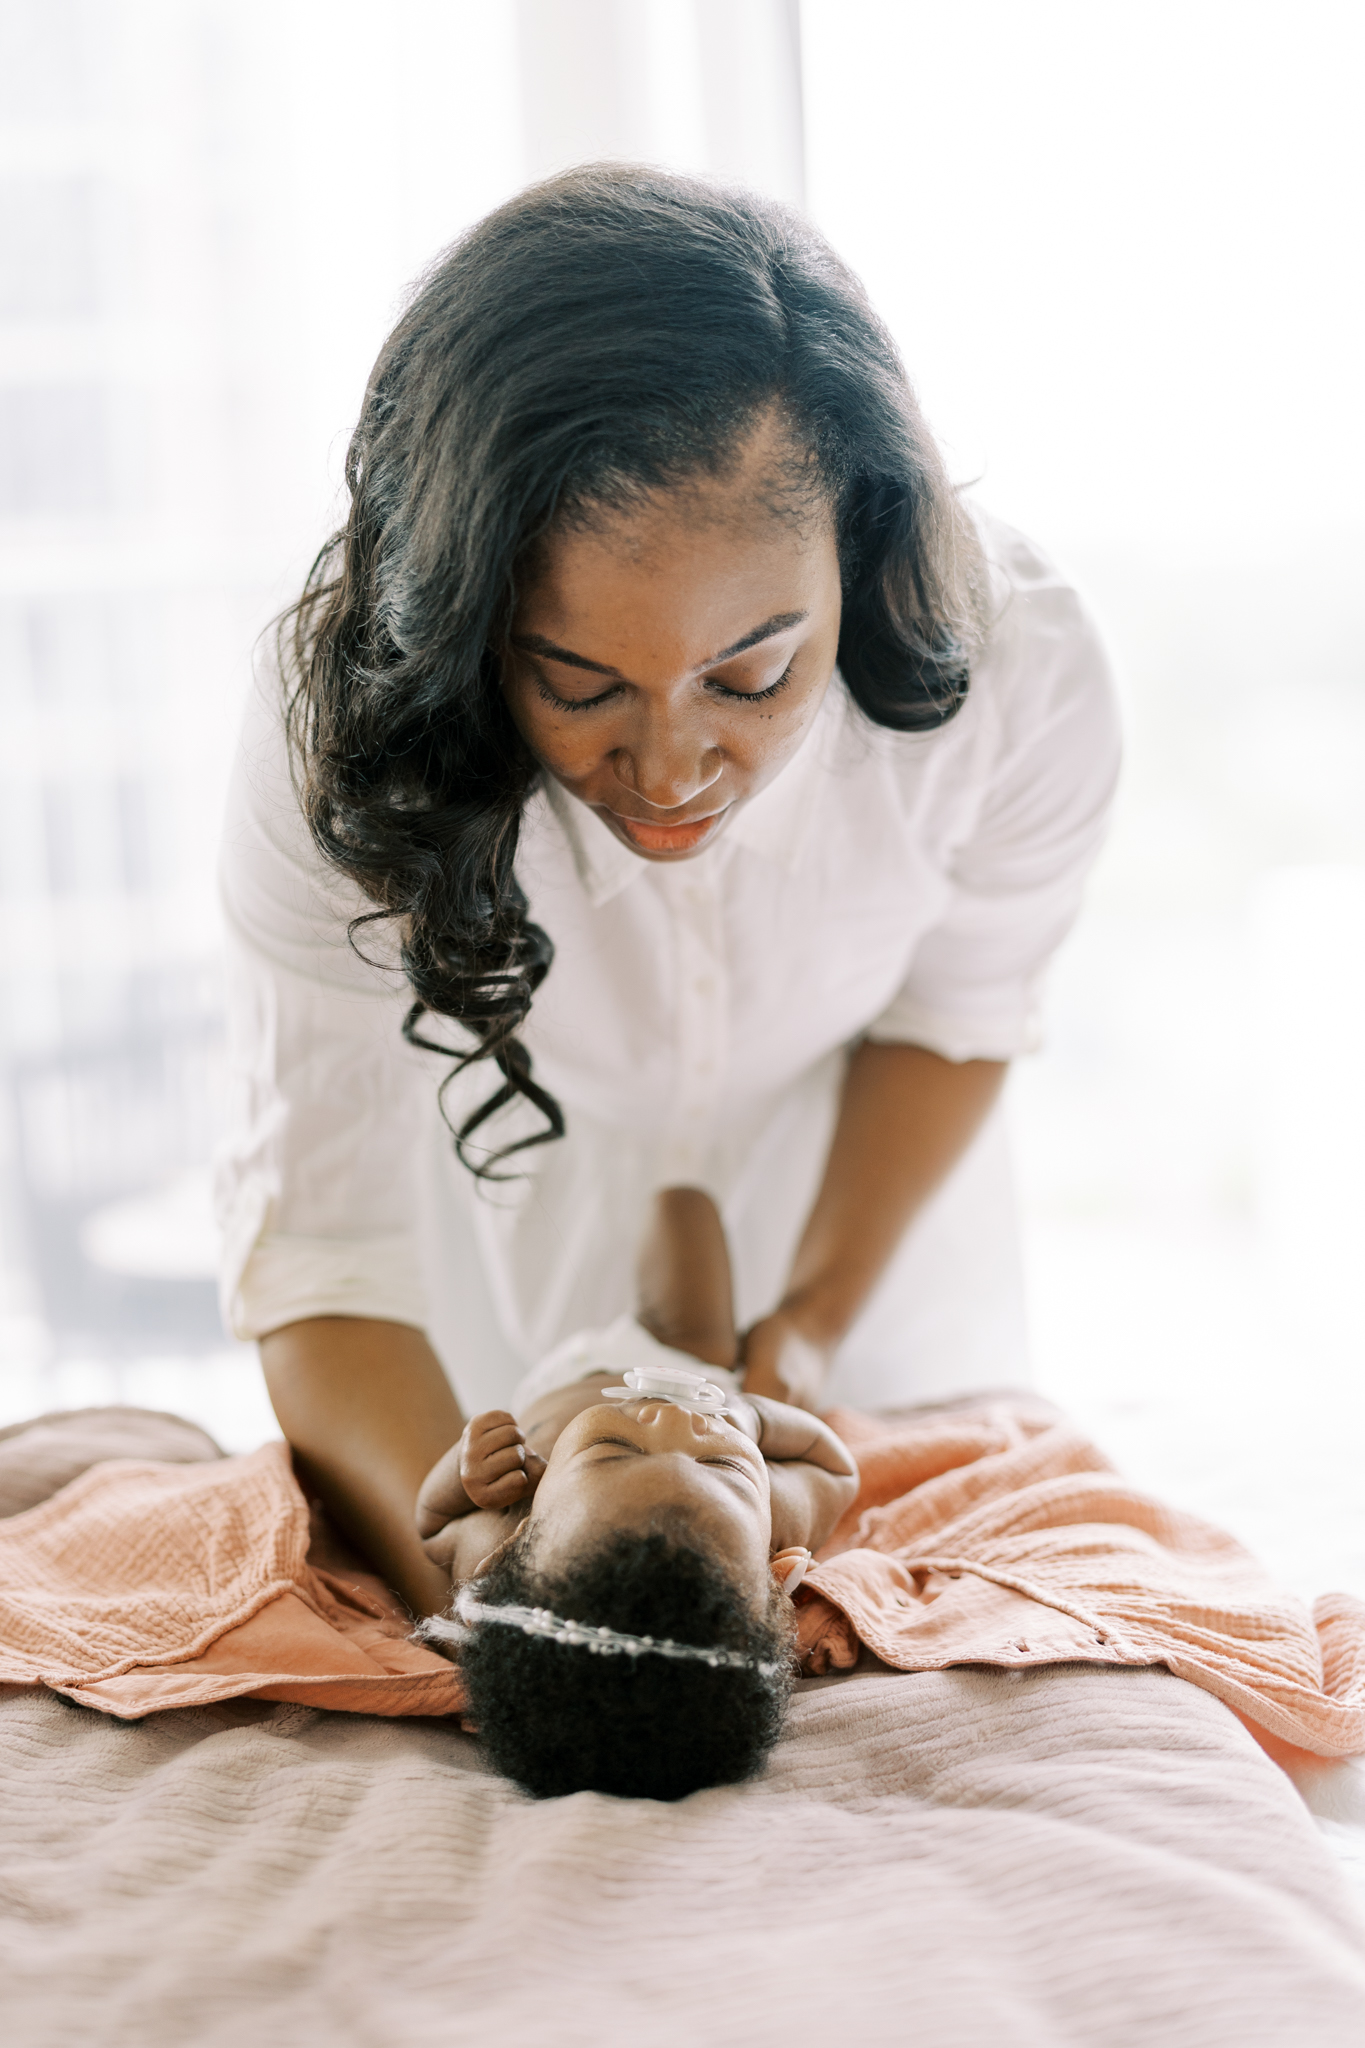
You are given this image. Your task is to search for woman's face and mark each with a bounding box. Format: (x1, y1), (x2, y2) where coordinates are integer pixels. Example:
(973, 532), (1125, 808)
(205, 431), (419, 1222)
(501, 417), (843, 860)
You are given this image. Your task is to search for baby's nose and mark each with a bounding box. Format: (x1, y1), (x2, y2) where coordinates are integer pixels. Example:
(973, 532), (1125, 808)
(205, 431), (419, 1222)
(637, 1401), (715, 1441)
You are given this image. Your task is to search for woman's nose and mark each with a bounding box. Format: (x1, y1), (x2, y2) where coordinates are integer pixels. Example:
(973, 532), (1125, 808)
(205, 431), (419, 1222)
(612, 707), (722, 811)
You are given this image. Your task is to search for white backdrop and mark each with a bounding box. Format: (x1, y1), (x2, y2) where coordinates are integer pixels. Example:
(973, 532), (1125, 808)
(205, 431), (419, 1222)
(804, 0), (1365, 1597)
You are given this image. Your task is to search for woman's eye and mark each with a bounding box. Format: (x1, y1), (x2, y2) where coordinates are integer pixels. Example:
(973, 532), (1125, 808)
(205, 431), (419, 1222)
(707, 658), (796, 704)
(535, 679), (621, 713)
(533, 657), (796, 711)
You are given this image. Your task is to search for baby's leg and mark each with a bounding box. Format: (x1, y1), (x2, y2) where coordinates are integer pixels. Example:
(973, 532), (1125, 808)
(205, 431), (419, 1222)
(636, 1188), (738, 1370)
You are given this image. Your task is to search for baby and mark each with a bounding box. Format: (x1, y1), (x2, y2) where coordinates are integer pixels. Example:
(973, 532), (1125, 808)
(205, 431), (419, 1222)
(416, 1189), (859, 1802)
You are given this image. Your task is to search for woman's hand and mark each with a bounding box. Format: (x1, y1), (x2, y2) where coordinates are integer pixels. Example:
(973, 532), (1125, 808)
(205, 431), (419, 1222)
(742, 1044), (1007, 1413)
(261, 1316), (464, 1618)
(740, 1310), (831, 1409)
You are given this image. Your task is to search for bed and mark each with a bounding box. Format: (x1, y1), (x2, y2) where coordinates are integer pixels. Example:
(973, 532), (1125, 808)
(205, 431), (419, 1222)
(2, 1413), (1364, 2046)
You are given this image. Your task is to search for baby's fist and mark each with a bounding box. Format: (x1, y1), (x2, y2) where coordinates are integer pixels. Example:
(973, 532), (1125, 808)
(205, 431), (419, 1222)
(460, 1410), (546, 1509)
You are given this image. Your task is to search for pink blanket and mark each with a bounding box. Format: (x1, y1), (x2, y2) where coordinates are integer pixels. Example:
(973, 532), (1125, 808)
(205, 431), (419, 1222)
(0, 1443), (459, 1716)
(800, 1404), (1365, 1757)
(2, 1403), (1363, 1755)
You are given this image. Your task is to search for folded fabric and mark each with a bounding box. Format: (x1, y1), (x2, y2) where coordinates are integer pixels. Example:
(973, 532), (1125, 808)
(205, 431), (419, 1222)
(0, 1440), (462, 1717)
(0, 1403), (1362, 1755)
(800, 1405), (1365, 1757)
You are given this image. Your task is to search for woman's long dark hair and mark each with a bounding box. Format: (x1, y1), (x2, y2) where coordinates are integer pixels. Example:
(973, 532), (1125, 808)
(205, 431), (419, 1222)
(282, 163), (988, 1172)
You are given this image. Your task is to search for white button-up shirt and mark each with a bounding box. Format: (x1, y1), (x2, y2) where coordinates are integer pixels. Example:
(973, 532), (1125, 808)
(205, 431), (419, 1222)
(217, 515), (1119, 1412)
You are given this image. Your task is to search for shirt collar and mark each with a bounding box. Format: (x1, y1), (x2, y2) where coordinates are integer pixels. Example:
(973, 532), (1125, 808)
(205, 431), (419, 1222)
(539, 775), (644, 909)
(537, 674), (849, 908)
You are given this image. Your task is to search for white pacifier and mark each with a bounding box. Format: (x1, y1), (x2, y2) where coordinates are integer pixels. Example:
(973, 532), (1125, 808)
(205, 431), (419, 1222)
(599, 1362), (731, 1416)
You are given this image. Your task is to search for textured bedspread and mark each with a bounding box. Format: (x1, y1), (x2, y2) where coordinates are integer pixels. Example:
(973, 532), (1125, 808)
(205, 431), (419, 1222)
(3, 1659), (1365, 2047)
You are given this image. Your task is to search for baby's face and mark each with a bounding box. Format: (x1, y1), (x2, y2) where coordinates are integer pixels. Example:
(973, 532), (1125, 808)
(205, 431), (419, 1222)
(525, 1399), (774, 1589)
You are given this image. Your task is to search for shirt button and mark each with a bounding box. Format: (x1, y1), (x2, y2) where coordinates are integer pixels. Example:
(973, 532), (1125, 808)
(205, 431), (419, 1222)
(694, 977), (714, 997)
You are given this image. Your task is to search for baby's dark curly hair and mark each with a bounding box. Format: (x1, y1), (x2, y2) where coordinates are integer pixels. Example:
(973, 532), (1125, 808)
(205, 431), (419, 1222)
(446, 1530), (796, 1801)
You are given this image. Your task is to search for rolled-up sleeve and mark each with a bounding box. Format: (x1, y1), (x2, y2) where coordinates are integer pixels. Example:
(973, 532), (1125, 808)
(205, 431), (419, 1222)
(215, 667), (432, 1341)
(866, 538), (1122, 1062)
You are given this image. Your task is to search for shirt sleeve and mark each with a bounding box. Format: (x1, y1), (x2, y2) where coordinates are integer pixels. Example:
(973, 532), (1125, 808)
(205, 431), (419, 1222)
(214, 662), (433, 1341)
(865, 524), (1122, 1062)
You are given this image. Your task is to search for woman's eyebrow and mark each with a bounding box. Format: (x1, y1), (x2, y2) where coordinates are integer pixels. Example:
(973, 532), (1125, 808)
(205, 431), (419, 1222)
(511, 611), (809, 679)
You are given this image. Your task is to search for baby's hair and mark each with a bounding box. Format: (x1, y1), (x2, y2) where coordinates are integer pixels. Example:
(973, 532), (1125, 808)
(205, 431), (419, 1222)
(449, 1529), (796, 1800)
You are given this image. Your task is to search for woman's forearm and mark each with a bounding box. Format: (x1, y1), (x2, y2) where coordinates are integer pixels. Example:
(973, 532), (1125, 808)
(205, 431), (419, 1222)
(780, 1040), (1007, 1347)
(259, 1316), (464, 1617)
(635, 1187), (739, 1368)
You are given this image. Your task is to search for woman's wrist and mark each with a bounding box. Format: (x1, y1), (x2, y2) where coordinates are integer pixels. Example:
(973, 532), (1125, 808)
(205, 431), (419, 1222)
(773, 1283), (853, 1355)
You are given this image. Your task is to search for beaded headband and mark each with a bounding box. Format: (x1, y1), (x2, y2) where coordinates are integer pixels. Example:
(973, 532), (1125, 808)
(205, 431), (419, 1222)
(420, 1584), (786, 1676)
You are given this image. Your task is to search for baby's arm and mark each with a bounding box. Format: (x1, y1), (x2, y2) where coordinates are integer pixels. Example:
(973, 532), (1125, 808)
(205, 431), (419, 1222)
(726, 1394), (859, 1552)
(415, 1411), (546, 1581)
(419, 1501), (526, 1583)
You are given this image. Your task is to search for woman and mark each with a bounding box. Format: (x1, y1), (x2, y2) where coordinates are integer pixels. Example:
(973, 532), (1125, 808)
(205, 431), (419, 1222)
(217, 165), (1119, 1614)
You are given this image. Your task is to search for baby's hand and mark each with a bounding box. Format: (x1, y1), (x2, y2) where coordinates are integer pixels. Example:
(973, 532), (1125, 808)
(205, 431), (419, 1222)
(415, 1411), (546, 1556)
(458, 1410), (546, 1510)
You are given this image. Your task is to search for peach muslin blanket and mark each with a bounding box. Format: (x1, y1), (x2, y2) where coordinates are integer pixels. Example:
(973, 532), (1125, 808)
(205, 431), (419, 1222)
(1, 1402), (1364, 1753)
(0, 1442), (463, 1717)
(802, 1404), (1365, 1757)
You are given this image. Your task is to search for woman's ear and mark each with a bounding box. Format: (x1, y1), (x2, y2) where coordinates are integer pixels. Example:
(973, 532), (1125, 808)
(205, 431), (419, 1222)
(769, 1546), (812, 1596)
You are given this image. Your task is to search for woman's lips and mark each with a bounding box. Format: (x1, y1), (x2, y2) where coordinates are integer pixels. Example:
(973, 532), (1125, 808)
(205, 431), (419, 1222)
(609, 807), (727, 853)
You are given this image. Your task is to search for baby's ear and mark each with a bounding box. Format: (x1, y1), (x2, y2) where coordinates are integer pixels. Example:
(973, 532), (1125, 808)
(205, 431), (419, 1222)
(473, 1515), (532, 1575)
(769, 1546), (812, 1596)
